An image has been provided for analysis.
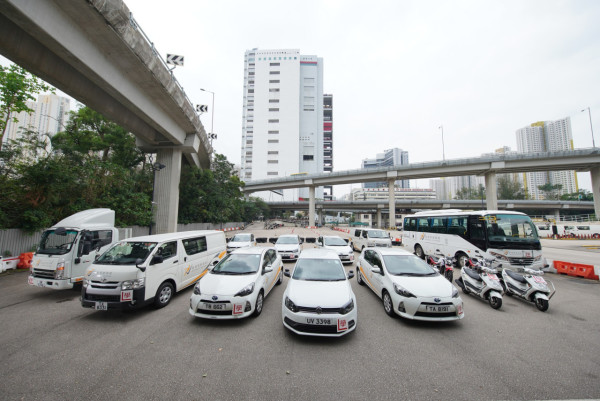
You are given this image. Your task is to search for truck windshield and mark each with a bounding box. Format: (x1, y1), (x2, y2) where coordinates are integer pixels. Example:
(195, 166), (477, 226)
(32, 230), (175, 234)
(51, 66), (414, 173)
(96, 242), (157, 265)
(486, 214), (540, 250)
(37, 230), (78, 255)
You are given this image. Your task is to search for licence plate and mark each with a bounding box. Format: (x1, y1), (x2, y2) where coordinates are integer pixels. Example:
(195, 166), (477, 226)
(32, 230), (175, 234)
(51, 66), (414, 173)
(425, 305), (450, 313)
(94, 302), (108, 310)
(201, 303), (227, 310)
(306, 317), (331, 325)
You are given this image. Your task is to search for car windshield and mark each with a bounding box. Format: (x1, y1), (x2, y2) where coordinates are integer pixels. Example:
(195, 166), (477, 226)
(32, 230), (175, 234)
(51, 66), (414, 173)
(367, 230), (388, 238)
(231, 234), (252, 242)
(212, 254), (261, 275)
(292, 258), (346, 281)
(323, 237), (347, 246)
(37, 229), (79, 255)
(276, 236), (298, 245)
(96, 241), (157, 265)
(486, 214), (540, 249)
(382, 255), (437, 276)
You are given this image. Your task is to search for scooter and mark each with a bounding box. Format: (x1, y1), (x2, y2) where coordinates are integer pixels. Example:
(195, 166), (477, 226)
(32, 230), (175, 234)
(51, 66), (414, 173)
(501, 267), (555, 312)
(455, 257), (504, 309)
(426, 249), (454, 282)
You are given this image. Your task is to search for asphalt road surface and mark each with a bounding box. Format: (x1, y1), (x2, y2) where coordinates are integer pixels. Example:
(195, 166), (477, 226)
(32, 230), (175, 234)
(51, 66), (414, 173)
(1, 224), (599, 401)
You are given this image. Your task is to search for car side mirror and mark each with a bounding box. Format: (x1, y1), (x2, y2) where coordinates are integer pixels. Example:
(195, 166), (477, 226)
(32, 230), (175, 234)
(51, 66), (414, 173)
(135, 258), (146, 272)
(263, 265), (273, 274)
(284, 269), (291, 277)
(151, 255), (163, 265)
(371, 267), (382, 275)
(347, 270), (355, 279)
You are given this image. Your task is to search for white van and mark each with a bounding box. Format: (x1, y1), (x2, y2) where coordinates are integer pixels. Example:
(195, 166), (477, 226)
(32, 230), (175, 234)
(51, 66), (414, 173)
(351, 228), (392, 252)
(81, 230), (226, 310)
(29, 209), (119, 290)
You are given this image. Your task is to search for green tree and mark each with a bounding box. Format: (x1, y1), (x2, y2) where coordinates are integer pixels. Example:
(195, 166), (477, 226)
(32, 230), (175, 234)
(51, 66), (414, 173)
(537, 183), (563, 200)
(497, 176), (527, 200)
(0, 64), (53, 150)
(455, 184), (485, 200)
(561, 189), (593, 201)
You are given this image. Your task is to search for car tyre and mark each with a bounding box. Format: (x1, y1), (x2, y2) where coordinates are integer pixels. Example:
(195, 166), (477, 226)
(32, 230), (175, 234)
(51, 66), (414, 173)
(252, 291), (264, 317)
(153, 281), (174, 309)
(382, 290), (395, 317)
(356, 268), (365, 286)
(276, 268), (283, 285)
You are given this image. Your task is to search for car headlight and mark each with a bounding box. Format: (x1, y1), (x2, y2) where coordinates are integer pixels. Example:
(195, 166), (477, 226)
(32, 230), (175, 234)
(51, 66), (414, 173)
(121, 278), (145, 290)
(339, 299), (354, 315)
(489, 251), (509, 262)
(285, 296), (298, 312)
(452, 286), (459, 298)
(193, 284), (201, 295)
(234, 282), (254, 297)
(54, 262), (65, 279)
(83, 277), (89, 288)
(393, 282), (416, 298)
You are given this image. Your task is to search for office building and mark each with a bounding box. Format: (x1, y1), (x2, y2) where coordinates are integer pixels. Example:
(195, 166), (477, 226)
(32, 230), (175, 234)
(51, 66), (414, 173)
(240, 48), (329, 201)
(362, 148), (409, 189)
(516, 118), (577, 199)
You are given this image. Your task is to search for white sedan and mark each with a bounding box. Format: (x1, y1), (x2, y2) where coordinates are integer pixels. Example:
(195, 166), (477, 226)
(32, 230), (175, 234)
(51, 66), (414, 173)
(357, 248), (464, 321)
(189, 247), (283, 319)
(282, 249), (357, 337)
(317, 235), (354, 264)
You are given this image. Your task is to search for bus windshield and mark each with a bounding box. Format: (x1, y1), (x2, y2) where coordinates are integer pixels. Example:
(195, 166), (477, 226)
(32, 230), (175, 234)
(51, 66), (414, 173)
(485, 214), (539, 249)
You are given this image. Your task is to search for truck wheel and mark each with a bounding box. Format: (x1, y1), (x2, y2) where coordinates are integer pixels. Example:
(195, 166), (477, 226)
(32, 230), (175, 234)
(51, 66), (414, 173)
(154, 282), (174, 309)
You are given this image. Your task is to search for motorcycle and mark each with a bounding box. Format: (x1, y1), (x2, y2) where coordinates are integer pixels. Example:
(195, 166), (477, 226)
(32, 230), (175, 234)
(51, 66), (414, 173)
(426, 249), (454, 282)
(455, 257), (504, 309)
(501, 267), (555, 312)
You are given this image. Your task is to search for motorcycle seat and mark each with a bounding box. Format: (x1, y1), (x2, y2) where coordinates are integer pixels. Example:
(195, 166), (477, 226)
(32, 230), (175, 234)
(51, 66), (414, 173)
(505, 269), (527, 283)
(464, 267), (482, 281)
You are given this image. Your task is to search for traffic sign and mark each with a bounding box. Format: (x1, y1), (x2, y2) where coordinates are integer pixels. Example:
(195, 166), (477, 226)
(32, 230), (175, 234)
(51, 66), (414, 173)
(166, 54), (184, 66)
(208, 133), (217, 140)
(196, 104), (208, 113)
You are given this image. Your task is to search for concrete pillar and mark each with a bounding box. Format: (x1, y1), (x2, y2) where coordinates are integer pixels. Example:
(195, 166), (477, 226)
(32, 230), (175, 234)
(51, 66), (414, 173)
(309, 186), (316, 227)
(592, 167), (600, 218)
(485, 172), (498, 210)
(318, 209), (323, 226)
(554, 209), (561, 223)
(376, 208), (382, 228)
(154, 148), (182, 234)
(388, 179), (396, 228)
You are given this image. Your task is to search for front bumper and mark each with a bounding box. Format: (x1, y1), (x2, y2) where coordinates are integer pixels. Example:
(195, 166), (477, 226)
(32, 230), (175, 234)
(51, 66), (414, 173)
(390, 292), (464, 321)
(282, 304), (357, 337)
(28, 275), (74, 290)
(189, 293), (255, 319)
(81, 287), (148, 310)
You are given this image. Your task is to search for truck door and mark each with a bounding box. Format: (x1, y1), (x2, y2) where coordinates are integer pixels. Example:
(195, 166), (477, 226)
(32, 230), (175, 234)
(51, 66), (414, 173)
(72, 229), (114, 283)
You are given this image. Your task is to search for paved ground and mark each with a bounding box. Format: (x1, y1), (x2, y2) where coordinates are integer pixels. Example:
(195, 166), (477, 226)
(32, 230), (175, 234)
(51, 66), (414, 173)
(1, 224), (599, 400)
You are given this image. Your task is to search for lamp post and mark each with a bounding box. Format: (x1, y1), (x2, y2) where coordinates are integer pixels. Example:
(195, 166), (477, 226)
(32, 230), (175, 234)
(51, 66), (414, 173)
(581, 107), (596, 148)
(438, 125), (446, 161)
(149, 160), (166, 235)
(200, 88), (215, 145)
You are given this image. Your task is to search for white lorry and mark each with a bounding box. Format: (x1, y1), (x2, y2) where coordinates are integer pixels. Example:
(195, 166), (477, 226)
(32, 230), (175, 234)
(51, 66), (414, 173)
(28, 209), (119, 290)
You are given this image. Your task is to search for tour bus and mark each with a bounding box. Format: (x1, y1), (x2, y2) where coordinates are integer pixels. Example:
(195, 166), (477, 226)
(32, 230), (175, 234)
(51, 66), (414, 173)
(402, 210), (543, 270)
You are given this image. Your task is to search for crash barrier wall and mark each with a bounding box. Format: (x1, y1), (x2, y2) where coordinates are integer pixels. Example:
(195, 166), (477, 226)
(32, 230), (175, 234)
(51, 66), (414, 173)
(546, 234), (600, 239)
(553, 260), (599, 280)
(0, 223), (245, 257)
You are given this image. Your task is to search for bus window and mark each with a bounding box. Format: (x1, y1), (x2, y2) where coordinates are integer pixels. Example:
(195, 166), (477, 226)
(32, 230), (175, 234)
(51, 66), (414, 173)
(404, 217), (416, 232)
(430, 217), (447, 234)
(447, 216), (467, 237)
(417, 217), (430, 233)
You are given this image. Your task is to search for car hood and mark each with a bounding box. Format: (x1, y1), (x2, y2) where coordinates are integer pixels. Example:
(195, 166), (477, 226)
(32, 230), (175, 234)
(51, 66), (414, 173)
(286, 280), (352, 307)
(323, 244), (352, 254)
(200, 272), (257, 296)
(390, 274), (454, 297)
(86, 264), (140, 282)
(227, 242), (252, 248)
(275, 244), (299, 252)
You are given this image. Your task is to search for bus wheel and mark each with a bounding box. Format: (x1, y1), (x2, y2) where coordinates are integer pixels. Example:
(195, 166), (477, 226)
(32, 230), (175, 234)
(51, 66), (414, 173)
(456, 253), (468, 268)
(414, 245), (424, 259)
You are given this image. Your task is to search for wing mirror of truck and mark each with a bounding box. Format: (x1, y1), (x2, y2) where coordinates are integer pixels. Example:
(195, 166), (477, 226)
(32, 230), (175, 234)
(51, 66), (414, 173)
(135, 258), (146, 272)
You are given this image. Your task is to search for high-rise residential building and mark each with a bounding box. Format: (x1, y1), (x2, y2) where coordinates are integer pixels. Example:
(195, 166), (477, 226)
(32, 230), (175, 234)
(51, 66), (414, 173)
(362, 148), (409, 189)
(3, 94), (70, 146)
(323, 94), (333, 200)
(516, 117), (577, 199)
(241, 48), (329, 201)
(429, 176), (485, 200)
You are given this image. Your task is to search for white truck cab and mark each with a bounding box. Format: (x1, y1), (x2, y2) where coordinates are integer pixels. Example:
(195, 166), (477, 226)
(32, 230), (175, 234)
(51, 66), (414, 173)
(28, 209), (119, 290)
(81, 230), (226, 310)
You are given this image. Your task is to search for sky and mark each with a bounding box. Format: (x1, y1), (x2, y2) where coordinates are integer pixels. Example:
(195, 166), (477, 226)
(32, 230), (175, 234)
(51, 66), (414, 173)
(3, 0), (600, 194)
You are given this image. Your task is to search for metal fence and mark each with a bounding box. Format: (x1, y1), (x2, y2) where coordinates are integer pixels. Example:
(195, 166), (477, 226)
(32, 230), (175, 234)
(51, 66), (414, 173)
(0, 222), (244, 257)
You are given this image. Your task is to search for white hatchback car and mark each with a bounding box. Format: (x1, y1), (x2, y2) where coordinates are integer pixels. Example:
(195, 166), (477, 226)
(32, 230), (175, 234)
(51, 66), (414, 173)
(357, 248), (464, 321)
(282, 249), (357, 337)
(189, 247), (283, 319)
(274, 234), (303, 261)
(317, 235), (354, 264)
(226, 233), (256, 253)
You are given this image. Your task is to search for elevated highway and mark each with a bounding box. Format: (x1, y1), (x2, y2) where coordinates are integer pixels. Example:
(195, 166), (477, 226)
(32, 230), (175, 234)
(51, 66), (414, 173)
(0, 0), (211, 233)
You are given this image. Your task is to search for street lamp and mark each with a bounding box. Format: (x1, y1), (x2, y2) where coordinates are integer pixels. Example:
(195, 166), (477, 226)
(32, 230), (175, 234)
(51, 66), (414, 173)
(581, 107), (596, 148)
(200, 88), (215, 145)
(149, 160), (166, 235)
(438, 125), (446, 161)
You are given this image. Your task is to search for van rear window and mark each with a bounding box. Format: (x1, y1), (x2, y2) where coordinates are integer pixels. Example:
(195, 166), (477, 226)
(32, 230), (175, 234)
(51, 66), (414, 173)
(183, 237), (207, 255)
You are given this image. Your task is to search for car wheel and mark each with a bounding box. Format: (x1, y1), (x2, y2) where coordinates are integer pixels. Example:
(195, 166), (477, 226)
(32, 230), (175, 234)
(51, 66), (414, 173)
(356, 268), (365, 286)
(488, 295), (502, 310)
(276, 268), (283, 285)
(252, 291), (264, 317)
(382, 291), (394, 317)
(535, 297), (549, 312)
(153, 282), (174, 309)
(414, 245), (424, 259)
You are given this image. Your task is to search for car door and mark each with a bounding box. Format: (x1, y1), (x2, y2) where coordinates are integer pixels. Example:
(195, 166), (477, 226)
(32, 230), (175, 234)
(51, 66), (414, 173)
(361, 249), (377, 293)
(262, 249), (278, 296)
(145, 241), (179, 300)
(368, 250), (385, 296)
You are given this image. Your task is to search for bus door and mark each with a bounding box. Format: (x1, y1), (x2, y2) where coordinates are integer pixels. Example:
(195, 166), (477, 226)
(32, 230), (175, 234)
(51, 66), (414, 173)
(468, 216), (487, 251)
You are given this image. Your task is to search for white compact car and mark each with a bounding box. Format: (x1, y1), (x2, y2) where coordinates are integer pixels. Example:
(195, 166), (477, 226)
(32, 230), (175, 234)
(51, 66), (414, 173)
(189, 247), (283, 319)
(226, 233), (256, 253)
(274, 234), (303, 261)
(282, 248), (357, 337)
(356, 248), (464, 321)
(317, 235), (354, 264)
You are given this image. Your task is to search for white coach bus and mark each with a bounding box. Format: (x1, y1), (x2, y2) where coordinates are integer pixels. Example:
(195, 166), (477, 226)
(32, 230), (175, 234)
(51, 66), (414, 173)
(402, 210), (543, 270)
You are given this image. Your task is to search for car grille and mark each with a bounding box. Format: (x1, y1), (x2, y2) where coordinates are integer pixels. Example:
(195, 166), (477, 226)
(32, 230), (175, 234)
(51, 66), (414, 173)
(90, 281), (120, 290)
(32, 269), (55, 279)
(200, 299), (231, 304)
(84, 294), (120, 302)
(296, 306), (342, 314)
(197, 309), (232, 316)
(284, 317), (355, 334)
(508, 257), (534, 266)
